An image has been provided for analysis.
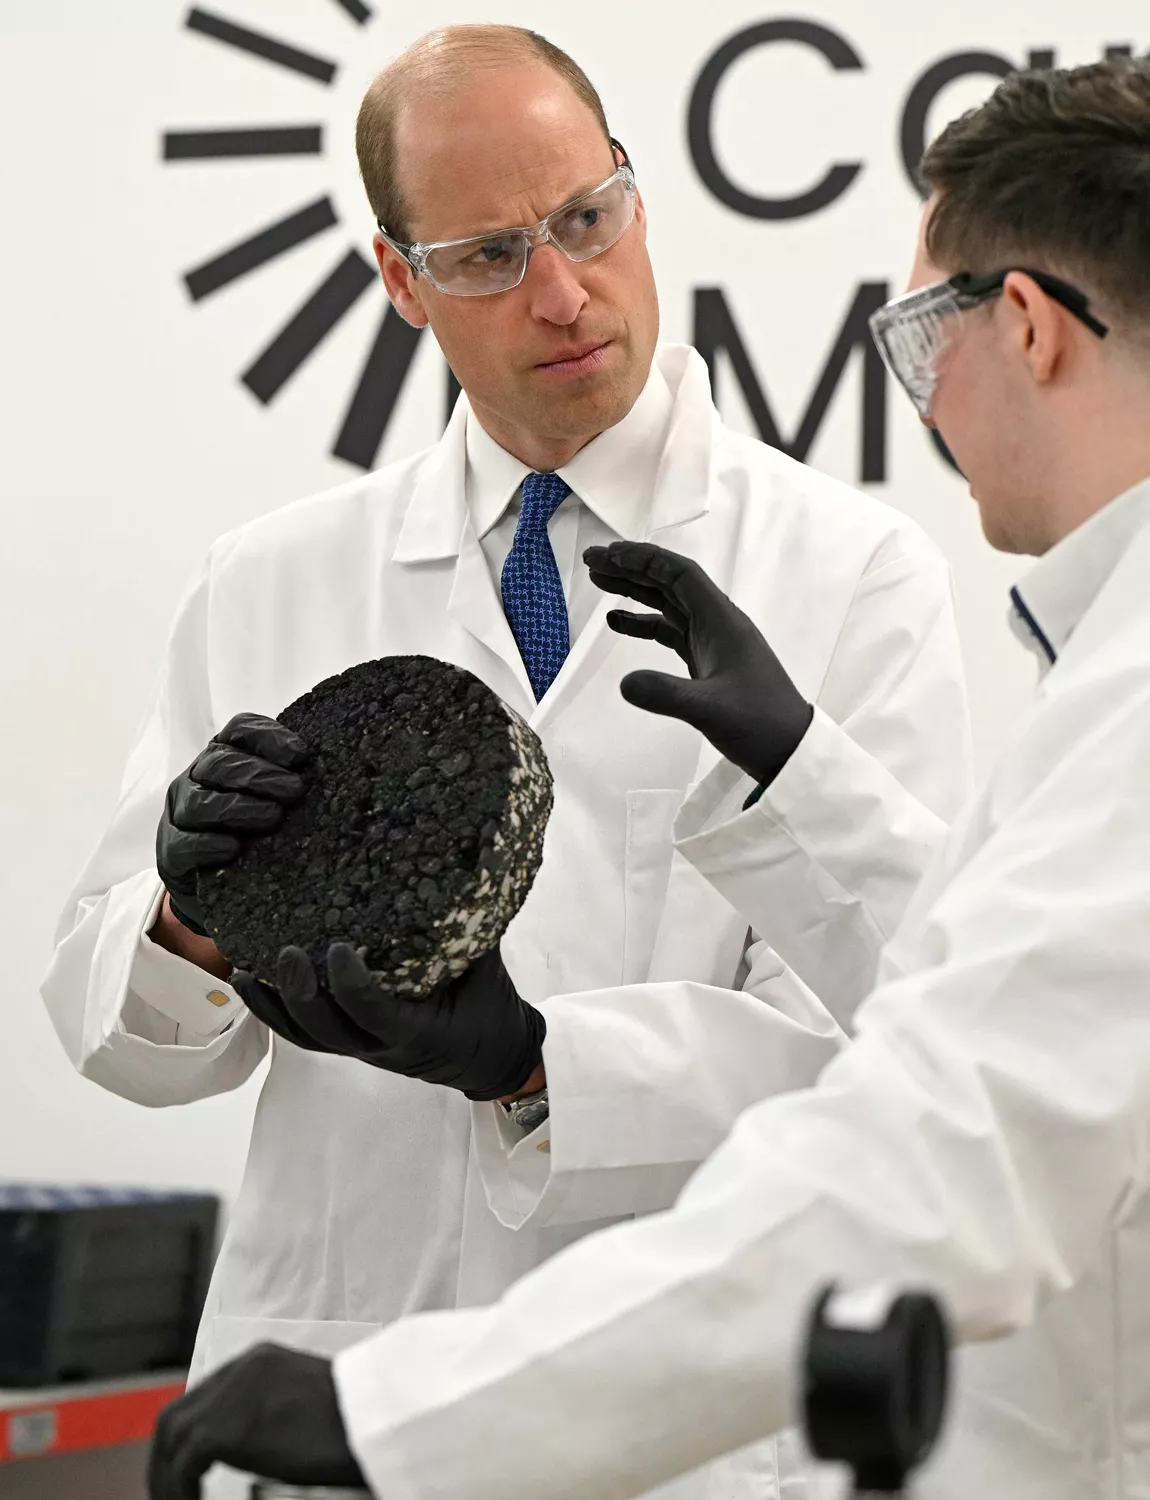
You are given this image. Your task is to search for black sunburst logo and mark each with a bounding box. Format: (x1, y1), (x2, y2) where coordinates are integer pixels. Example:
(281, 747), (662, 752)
(162, 4), (455, 470)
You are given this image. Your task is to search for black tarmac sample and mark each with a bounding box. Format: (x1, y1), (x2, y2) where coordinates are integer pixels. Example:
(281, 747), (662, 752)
(197, 657), (553, 997)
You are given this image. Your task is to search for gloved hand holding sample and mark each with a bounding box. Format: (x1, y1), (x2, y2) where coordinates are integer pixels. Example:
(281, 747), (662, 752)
(156, 714), (312, 935)
(231, 942), (545, 1100)
(585, 541), (814, 789)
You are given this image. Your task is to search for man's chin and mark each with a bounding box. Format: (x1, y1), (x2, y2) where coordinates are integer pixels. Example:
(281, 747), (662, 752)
(976, 500), (1027, 556)
(527, 365), (640, 437)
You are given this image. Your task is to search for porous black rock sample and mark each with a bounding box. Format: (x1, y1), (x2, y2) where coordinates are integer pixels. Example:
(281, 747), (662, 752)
(197, 656), (552, 997)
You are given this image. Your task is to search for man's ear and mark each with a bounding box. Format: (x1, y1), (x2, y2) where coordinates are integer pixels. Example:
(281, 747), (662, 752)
(1001, 271), (1069, 388)
(374, 233), (430, 329)
(634, 185), (648, 239)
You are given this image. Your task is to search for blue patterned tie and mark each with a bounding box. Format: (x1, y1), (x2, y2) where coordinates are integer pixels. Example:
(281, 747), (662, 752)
(501, 472), (572, 700)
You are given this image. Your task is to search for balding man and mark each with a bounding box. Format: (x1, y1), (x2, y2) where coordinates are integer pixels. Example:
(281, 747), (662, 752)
(44, 25), (968, 1500)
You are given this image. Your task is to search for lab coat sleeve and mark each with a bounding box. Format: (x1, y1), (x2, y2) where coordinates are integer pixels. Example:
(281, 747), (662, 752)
(472, 942), (847, 1228)
(677, 525), (968, 1024)
(334, 686), (1150, 1500)
(40, 551), (268, 1107)
(472, 528), (967, 1226)
(673, 705), (950, 1032)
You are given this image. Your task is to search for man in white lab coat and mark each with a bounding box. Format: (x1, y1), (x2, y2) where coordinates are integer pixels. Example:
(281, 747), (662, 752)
(143, 52), (1150, 1500)
(44, 23), (969, 1500)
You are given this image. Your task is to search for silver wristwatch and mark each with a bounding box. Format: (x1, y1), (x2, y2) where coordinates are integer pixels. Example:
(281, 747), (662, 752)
(504, 1085), (549, 1133)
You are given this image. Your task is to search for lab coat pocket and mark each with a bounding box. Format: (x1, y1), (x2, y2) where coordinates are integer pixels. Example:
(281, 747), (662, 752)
(199, 1313), (382, 1378)
(623, 788), (686, 985)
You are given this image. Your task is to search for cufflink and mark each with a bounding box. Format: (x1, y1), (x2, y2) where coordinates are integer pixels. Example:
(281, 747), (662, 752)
(206, 989), (231, 1008)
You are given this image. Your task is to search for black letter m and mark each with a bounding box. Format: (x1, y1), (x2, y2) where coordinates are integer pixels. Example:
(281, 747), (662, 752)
(693, 284), (889, 482)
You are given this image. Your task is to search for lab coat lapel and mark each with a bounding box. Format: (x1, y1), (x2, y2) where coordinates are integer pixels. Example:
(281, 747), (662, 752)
(643, 345), (714, 544)
(640, 352), (773, 980)
(449, 517), (535, 716)
(392, 398), (535, 718)
(529, 589), (616, 731)
(531, 347), (716, 733)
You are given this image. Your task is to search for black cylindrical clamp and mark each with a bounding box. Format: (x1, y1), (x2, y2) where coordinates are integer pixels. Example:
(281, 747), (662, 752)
(802, 1284), (950, 1494)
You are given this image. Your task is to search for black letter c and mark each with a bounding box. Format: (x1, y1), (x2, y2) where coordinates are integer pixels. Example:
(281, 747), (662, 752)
(688, 20), (865, 221)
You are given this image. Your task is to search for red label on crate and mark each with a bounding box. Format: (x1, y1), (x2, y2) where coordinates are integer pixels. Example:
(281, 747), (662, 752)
(0, 1378), (186, 1462)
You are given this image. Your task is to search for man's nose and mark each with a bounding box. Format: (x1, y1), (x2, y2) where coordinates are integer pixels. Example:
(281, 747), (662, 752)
(523, 243), (590, 325)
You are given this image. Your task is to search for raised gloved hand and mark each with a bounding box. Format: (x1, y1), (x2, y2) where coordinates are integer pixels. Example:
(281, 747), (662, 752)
(585, 541), (814, 790)
(148, 1344), (363, 1500)
(156, 713), (310, 935)
(232, 943), (545, 1101)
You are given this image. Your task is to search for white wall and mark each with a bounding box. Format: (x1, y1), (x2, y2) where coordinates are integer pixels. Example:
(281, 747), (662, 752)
(2, 0), (1144, 1207)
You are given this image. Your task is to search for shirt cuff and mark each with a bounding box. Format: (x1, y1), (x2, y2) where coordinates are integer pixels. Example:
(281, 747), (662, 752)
(673, 709), (830, 858)
(471, 1088), (554, 1231)
(128, 888), (244, 1038)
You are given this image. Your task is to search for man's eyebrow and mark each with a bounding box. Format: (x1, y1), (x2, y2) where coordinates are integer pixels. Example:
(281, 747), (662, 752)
(428, 167), (614, 243)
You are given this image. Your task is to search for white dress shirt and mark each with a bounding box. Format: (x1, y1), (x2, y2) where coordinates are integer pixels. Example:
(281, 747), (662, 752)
(335, 479), (1150, 1500)
(467, 361), (674, 644)
(1007, 474), (1150, 672)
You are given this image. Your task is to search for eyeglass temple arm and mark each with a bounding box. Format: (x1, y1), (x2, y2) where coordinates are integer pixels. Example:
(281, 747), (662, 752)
(953, 268), (1109, 339)
(610, 136), (632, 170)
(376, 223), (413, 255)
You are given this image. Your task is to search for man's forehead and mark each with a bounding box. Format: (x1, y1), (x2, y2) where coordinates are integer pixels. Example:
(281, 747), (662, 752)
(395, 70), (614, 238)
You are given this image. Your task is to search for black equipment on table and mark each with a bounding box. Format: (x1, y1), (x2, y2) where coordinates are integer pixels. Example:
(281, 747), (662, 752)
(0, 1183), (218, 1387)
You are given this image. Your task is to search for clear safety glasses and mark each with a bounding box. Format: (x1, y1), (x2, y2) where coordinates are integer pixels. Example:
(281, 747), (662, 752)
(869, 268), (1109, 419)
(378, 140), (637, 297)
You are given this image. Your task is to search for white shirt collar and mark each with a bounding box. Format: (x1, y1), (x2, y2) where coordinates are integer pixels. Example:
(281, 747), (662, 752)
(1010, 476), (1150, 668)
(464, 356), (675, 542)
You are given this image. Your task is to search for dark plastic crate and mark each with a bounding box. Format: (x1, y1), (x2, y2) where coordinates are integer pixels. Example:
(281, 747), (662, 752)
(0, 1184), (219, 1387)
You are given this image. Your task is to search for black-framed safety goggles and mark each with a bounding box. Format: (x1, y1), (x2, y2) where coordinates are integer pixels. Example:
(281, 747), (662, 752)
(869, 267), (1109, 418)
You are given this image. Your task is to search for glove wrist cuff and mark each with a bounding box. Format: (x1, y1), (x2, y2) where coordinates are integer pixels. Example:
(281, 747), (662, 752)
(463, 1005), (547, 1102)
(744, 699), (815, 792)
(165, 893), (210, 938)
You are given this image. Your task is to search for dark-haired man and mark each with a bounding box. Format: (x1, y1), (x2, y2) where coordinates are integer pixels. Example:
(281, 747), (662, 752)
(147, 53), (1150, 1500)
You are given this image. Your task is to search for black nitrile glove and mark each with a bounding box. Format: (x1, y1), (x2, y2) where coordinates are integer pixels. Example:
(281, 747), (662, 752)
(585, 541), (814, 791)
(232, 943), (545, 1101)
(148, 1344), (364, 1500)
(156, 713), (310, 935)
